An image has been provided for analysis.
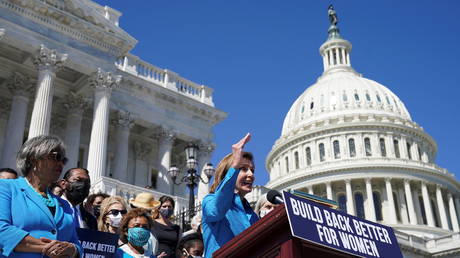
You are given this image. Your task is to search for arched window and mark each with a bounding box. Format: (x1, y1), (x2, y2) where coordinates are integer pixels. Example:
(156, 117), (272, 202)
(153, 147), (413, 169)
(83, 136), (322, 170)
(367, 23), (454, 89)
(348, 138), (356, 157)
(294, 151), (299, 170)
(386, 96), (391, 105)
(343, 93), (348, 102)
(394, 140), (400, 158)
(319, 143), (325, 162)
(354, 93), (360, 101)
(310, 102), (314, 109)
(419, 196), (427, 225)
(354, 192), (365, 219)
(431, 199), (440, 227)
(365, 93), (371, 101)
(306, 147), (312, 166)
(376, 94), (382, 103)
(407, 142), (412, 159)
(364, 137), (372, 156)
(333, 140), (340, 159)
(418, 146), (422, 161)
(393, 192), (401, 222)
(338, 194), (347, 212)
(373, 191), (383, 221)
(380, 138), (387, 157)
(285, 156), (289, 173)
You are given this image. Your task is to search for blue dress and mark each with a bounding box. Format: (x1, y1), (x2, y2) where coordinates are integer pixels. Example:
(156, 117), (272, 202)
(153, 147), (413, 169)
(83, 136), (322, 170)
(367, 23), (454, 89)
(202, 167), (259, 258)
(0, 177), (83, 257)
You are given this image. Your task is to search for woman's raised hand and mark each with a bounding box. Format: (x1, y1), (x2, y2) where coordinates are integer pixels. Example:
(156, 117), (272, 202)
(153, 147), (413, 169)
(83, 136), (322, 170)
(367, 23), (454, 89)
(231, 133), (251, 169)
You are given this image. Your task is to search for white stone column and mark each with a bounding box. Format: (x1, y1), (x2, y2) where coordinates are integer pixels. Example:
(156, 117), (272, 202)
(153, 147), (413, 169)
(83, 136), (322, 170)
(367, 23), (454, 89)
(436, 185), (449, 230)
(308, 185), (314, 195)
(404, 179), (417, 225)
(197, 143), (215, 202)
(112, 111), (134, 182)
(365, 178), (376, 222)
(398, 186), (409, 224)
(413, 190), (424, 224)
(28, 45), (67, 139)
(385, 178), (397, 224)
(345, 179), (355, 215)
(448, 193), (459, 232)
(326, 182), (333, 200)
(87, 68), (121, 184)
(0, 73), (32, 170)
(133, 141), (152, 186)
(157, 129), (175, 194)
(412, 142), (420, 161)
(421, 181), (435, 227)
(400, 137), (409, 159)
(63, 92), (88, 169)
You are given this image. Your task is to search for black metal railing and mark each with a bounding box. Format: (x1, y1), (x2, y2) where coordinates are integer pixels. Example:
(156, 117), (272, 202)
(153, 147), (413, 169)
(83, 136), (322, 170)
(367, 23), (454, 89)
(172, 202), (202, 231)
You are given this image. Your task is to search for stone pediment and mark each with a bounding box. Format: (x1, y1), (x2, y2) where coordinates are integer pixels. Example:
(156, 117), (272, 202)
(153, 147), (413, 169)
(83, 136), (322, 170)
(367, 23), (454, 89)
(7, 0), (137, 56)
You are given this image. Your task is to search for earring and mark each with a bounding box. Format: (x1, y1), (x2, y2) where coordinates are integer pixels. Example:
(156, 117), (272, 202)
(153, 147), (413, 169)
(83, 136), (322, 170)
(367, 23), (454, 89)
(33, 166), (37, 171)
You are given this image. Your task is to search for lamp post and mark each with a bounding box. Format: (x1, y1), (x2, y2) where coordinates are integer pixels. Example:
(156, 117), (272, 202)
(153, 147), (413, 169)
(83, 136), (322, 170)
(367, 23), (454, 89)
(168, 143), (215, 221)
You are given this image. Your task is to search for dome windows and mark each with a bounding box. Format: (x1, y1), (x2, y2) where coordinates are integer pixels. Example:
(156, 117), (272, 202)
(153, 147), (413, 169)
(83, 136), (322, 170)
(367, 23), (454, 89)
(348, 138), (356, 157)
(373, 191), (383, 221)
(319, 143), (325, 162)
(354, 93), (360, 101)
(342, 92), (348, 102)
(306, 147), (312, 166)
(354, 192), (365, 219)
(407, 142), (412, 159)
(338, 194), (347, 212)
(310, 102), (314, 110)
(333, 140), (340, 159)
(285, 156), (289, 173)
(394, 139), (401, 158)
(364, 137), (372, 156)
(294, 151), (300, 170)
(380, 138), (387, 157)
(365, 93), (371, 102)
(376, 94), (382, 103)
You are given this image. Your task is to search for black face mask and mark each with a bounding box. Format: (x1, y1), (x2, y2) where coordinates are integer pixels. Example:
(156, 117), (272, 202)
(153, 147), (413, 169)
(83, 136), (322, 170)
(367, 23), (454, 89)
(93, 205), (101, 218)
(66, 180), (90, 205)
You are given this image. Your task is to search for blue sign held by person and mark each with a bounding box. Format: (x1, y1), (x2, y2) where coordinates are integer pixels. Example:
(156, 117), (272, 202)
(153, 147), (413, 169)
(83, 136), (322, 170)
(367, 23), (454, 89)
(283, 191), (403, 258)
(76, 228), (119, 258)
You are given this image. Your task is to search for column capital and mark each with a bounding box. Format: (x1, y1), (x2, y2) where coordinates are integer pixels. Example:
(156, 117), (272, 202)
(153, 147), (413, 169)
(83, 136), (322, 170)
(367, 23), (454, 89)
(34, 44), (67, 72)
(6, 72), (33, 97)
(134, 140), (152, 161)
(325, 181), (332, 187)
(403, 178), (412, 184)
(63, 91), (89, 113)
(111, 110), (134, 129)
(344, 178), (352, 184)
(385, 177), (392, 183)
(447, 192), (453, 199)
(365, 177), (372, 184)
(89, 68), (121, 91)
(156, 128), (176, 145)
(436, 184), (443, 191)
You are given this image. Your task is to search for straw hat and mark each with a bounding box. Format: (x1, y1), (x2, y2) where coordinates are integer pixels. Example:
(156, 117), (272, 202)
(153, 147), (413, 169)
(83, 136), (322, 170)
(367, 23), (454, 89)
(129, 192), (161, 210)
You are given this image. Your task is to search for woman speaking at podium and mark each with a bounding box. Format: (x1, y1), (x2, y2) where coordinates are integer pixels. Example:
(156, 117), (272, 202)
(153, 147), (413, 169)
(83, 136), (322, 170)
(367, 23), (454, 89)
(201, 133), (259, 258)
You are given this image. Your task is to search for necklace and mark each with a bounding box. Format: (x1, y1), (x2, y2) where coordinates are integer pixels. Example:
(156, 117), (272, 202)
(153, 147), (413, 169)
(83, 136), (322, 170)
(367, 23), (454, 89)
(25, 178), (56, 208)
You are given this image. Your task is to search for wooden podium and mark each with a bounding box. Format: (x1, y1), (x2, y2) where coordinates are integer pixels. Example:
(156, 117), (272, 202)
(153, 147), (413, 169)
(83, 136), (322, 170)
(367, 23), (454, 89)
(213, 204), (357, 258)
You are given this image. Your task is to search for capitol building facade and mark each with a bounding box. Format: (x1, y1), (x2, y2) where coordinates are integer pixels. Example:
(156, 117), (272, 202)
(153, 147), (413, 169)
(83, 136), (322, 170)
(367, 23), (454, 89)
(0, 0), (226, 210)
(263, 10), (460, 258)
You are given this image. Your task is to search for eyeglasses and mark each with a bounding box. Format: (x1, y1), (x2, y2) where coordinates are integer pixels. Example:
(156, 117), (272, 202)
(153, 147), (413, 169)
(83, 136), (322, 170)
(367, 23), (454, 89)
(109, 209), (127, 216)
(48, 151), (68, 165)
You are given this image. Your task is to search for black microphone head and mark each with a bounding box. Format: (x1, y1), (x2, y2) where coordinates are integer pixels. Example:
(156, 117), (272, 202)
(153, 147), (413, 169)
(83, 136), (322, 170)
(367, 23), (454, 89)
(267, 190), (282, 204)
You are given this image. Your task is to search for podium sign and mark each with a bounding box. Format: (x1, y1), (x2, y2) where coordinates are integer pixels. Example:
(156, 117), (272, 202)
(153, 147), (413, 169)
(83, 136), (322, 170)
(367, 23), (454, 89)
(283, 191), (403, 258)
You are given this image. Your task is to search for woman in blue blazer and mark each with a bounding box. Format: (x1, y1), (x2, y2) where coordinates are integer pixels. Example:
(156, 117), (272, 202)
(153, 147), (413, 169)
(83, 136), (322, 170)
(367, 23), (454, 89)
(0, 135), (82, 257)
(202, 134), (259, 258)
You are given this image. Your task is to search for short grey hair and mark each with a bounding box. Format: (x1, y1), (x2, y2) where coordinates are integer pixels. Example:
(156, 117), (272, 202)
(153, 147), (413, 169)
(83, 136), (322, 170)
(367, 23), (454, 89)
(17, 135), (66, 176)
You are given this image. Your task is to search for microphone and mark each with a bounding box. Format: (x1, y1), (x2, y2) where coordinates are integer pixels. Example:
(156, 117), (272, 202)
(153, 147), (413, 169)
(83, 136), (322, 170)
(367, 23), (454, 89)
(267, 190), (284, 204)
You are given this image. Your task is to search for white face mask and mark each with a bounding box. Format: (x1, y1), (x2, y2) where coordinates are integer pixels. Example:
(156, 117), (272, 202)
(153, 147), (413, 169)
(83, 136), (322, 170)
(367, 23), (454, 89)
(107, 213), (123, 228)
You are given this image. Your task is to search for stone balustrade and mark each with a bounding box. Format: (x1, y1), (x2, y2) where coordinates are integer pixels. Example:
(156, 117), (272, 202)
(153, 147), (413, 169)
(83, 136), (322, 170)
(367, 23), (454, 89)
(92, 176), (189, 213)
(116, 54), (214, 106)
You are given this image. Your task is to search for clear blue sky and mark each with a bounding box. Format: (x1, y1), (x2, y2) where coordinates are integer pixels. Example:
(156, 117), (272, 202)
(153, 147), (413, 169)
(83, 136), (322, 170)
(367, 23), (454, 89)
(95, 0), (460, 187)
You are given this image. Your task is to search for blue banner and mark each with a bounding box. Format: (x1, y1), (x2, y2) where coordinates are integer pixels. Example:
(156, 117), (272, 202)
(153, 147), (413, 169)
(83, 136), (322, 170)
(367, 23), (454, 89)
(76, 228), (119, 258)
(283, 191), (403, 258)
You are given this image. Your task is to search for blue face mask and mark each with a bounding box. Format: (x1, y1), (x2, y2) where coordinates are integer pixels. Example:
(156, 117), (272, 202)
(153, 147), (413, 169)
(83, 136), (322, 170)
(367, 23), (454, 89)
(127, 227), (151, 247)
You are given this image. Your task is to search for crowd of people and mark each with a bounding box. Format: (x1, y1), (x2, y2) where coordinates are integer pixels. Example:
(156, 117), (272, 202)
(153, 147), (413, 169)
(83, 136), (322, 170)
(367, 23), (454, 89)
(0, 134), (278, 258)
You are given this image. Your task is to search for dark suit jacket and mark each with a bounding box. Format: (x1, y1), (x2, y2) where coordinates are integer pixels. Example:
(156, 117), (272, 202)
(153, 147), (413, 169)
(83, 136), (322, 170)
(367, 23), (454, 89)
(79, 204), (98, 230)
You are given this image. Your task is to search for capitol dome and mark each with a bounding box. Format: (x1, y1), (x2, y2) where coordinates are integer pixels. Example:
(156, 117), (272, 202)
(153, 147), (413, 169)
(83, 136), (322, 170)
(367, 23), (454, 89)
(264, 6), (460, 257)
(282, 71), (412, 137)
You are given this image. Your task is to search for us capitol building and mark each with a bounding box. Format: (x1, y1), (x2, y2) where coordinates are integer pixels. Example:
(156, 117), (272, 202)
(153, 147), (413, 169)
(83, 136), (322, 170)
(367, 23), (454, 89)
(260, 7), (460, 258)
(0, 0), (226, 211)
